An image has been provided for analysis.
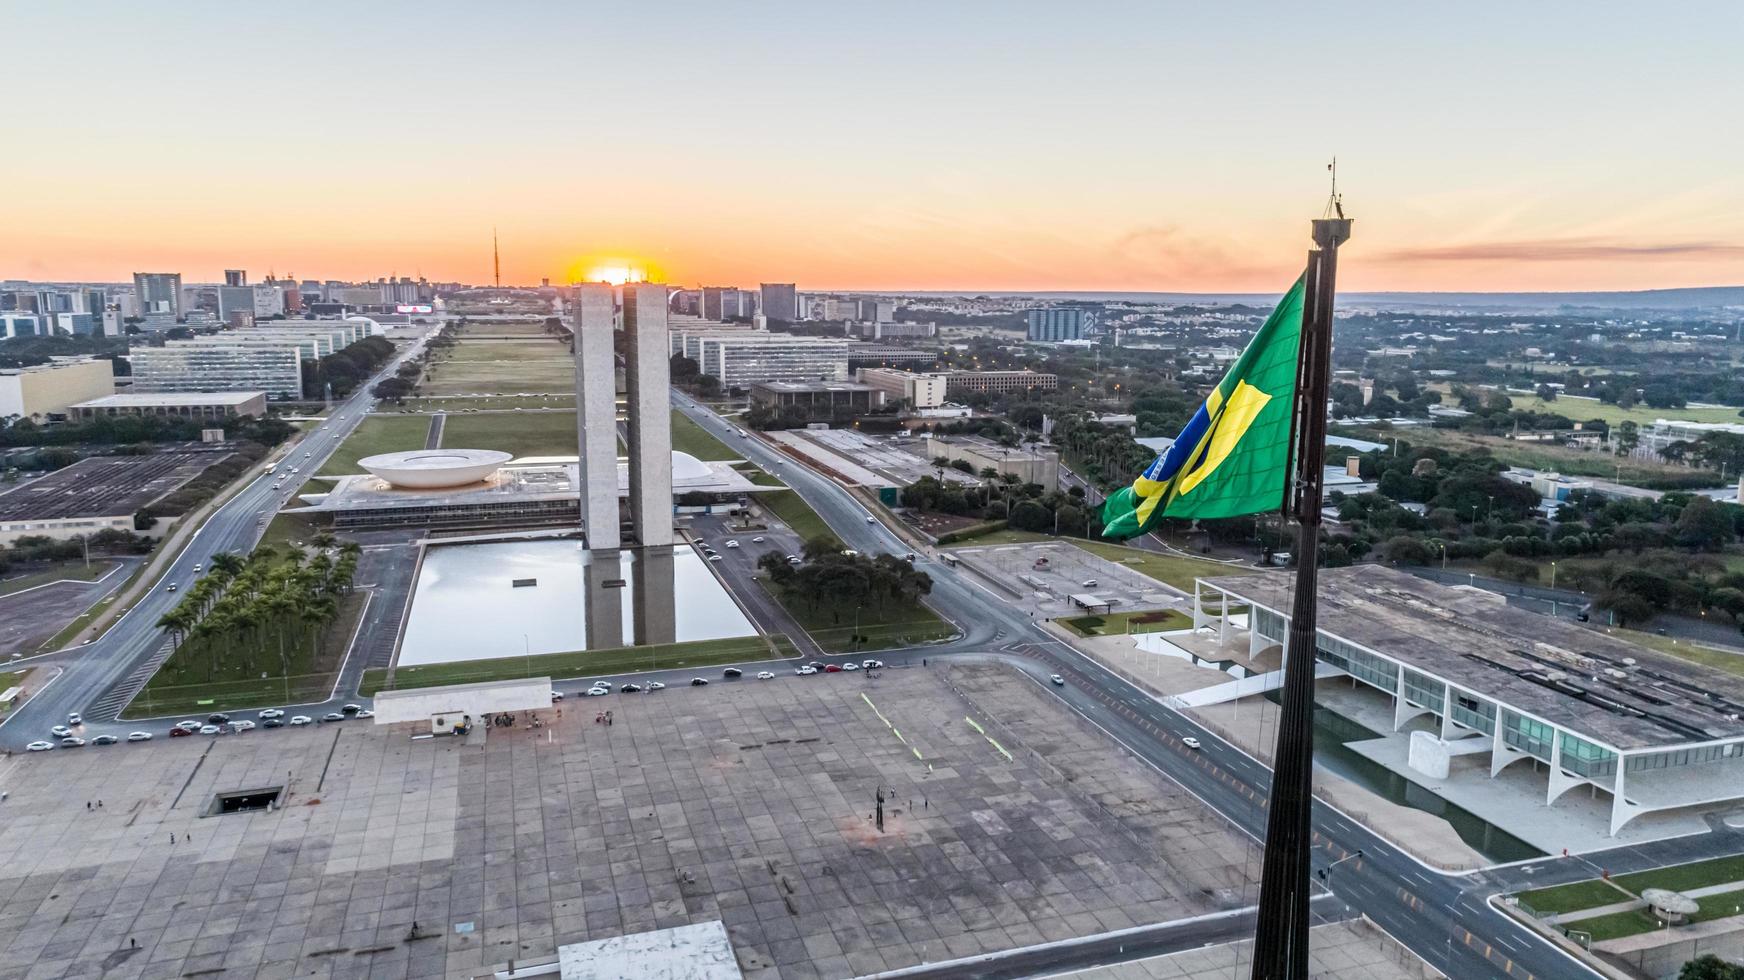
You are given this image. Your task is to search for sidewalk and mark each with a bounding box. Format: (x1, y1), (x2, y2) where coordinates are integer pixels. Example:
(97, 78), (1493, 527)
(1556, 877), (1744, 924)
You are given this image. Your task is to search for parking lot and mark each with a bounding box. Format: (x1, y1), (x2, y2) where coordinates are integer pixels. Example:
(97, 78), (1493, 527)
(0, 662), (1258, 979)
(957, 542), (1181, 618)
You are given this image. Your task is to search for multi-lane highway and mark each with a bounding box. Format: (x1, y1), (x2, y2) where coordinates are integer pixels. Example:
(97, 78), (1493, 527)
(0, 326), (436, 743)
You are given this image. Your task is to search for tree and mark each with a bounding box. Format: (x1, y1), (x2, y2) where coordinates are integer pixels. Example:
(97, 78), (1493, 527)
(1674, 496), (1734, 551)
(1679, 953), (1744, 980)
(1380, 535), (1433, 566)
(1009, 499), (1052, 532)
(1535, 383), (1558, 402)
(1616, 420), (1639, 455)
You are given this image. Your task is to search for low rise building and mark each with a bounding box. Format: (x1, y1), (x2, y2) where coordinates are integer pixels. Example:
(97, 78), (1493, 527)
(0, 358), (115, 418)
(923, 434), (1059, 485)
(0, 451), (226, 544)
(674, 333), (850, 387)
(856, 367), (948, 409)
(939, 369), (1058, 396)
(1027, 307), (1091, 342)
(749, 381), (885, 420)
(130, 340), (303, 399)
(69, 391), (268, 421)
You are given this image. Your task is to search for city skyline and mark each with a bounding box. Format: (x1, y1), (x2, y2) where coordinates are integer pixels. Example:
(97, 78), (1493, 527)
(7, 2), (1742, 293)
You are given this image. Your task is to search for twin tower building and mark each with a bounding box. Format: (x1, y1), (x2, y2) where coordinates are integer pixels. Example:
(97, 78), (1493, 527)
(572, 282), (674, 552)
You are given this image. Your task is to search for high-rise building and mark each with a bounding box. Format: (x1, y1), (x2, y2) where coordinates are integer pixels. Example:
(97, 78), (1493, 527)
(132, 272), (182, 317)
(101, 309), (124, 337)
(224, 269), (248, 287)
(759, 283), (798, 323)
(1027, 307), (1090, 342)
(252, 282), (284, 318)
(621, 284), (673, 547)
(674, 333), (851, 387)
(701, 286), (755, 321)
(130, 339), (303, 399)
(573, 284), (622, 548)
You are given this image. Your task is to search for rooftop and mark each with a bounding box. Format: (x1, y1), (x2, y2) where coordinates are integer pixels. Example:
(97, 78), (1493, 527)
(1204, 565), (1744, 751)
(0, 450), (228, 521)
(750, 381), (879, 393)
(70, 391), (266, 408)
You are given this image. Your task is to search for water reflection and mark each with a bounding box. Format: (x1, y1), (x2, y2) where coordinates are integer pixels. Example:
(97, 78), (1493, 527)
(399, 538), (753, 666)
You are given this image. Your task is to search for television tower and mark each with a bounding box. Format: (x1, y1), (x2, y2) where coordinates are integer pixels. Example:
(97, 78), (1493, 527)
(493, 227), (501, 288)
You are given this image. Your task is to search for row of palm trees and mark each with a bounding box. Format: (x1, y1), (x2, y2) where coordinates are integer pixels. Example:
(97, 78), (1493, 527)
(155, 537), (360, 683)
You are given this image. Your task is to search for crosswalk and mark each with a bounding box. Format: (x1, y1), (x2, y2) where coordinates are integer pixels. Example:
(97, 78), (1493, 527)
(86, 638), (174, 720)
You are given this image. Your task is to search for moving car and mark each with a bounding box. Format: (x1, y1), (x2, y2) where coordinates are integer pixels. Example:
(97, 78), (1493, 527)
(586, 686), (610, 697)
(175, 720), (201, 732)
(785, 555), (801, 565)
(620, 683), (642, 693)
(207, 713), (229, 724)
(865, 516), (876, 523)
(1181, 737), (1202, 750)
(646, 681), (665, 691)
(51, 725), (72, 738)
(288, 716), (312, 726)
(861, 660), (884, 669)
(126, 732), (153, 742)
(91, 735), (119, 745)
(841, 662), (858, 671)
(756, 671), (775, 680)
(192, 564), (202, 573)
(198, 725), (221, 735)
(1049, 674), (1065, 686)
(322, 712), (345, 722)
(752, 536), (765, 543)
(258, 708), (284, 719)
(723, 667), (742, 678)
(166, 583), (178, 592)
(168, 727), (192, 738)
(690, 677), (709, 686)
(60, 736), (86, 747)
(725, 540), (739, 548)
(229, 720), (255, 732)
(25, 741), (53, 752)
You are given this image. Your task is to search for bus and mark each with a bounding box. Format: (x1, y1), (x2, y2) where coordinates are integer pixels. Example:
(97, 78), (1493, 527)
(940, 553), (960, 568)
(264, 462), (278, 474)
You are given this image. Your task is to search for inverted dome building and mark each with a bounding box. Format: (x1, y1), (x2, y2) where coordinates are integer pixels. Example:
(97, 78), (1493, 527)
(360, 450), (514, 489)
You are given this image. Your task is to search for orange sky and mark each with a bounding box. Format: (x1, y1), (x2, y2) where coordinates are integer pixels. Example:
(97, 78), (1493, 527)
(7, 3), (1742, 294)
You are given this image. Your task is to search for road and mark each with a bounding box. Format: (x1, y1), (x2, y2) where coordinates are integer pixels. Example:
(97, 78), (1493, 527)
(671, 392), (1603, 980)
(0, 326), (438, 744)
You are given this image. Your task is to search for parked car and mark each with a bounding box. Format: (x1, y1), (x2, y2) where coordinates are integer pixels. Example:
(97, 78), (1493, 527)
(841, 662), (858, 671)
(60, 737), (86, 747)
(1182, 737), (1202, 750)
(91, 734), (119, 745)
(126, 732), (153, 742)
(646, 681), (665, 691)
(725, 540), (739, 549)
(229, 720), (255, 732)
(550, 691), (564, 702)
(341, 703), (362, 714)
(865, 516), (875, 523)
(824, 664), (843, 673)
(586, 687), (610, 697)
(723, 667), (743, 678)
(752, 536), (765, 543)
(620, 683), (642, 693)
(322, 712), (345, 722)
(258, 708), (284, 719)
(51, 725), (72, 738)
(707, 554), (723, 562)
(356, 710), (374, 719)
(168, 727), (192, 738)
(25, 741), (53, 752)
(757, 671), (775, 680)
(796, 666), (817, 675)
(690, 677), (709, 686)
(785, 555), (801, 565)
(206, 713), (230, 724)
(861, 660), (884, 669)
(198, 725), (221, 735)
(808, 661), (825, 670)
(288, 716), (312, 726)
(263, 719), (285, 729)
(175, 720), (201, 732)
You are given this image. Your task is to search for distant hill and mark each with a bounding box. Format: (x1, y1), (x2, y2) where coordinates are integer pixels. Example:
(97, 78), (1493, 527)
(889, 286), (1744, 312)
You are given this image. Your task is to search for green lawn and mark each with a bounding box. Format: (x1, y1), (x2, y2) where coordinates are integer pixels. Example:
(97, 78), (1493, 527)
(1069, 539), (1251, 591)
(124, 589), (368, 717)
(952, 528), (1053, 547)
(1344, 424), (1718, 490)
(317, 415), (431, 476)
(0, 560), (118, 597)
(438, 340), (567, 363)
(440, 410), (578, 459)
(1517, 878), (1637, 915)
(1614, 629), (1744, 679)
(258, 511), (319, 552)
(671, 409), (741, 461)
(360, 634), (788, 694)
(1432, 386), (1744, 428)
(759, 490), (832, 541)
(396, 394), (575, 413)
(1059, 609), (1193, 637)
(758, 580), (956, 652)
(1615, 855), (1744, 895)
(420, 354), (576, 396)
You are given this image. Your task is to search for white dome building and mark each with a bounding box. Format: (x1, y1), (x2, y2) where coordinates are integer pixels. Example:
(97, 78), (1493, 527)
(360, 449), (513, 489)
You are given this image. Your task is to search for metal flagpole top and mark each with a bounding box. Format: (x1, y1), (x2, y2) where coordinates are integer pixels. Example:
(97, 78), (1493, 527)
(1312, 218), (1353, 249)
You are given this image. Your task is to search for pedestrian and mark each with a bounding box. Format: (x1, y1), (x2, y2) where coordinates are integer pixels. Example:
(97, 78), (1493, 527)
(86, 802), (91, 811)
(168, 833), (174, 845)
(130, 938), (137, 949)
(97, 800), (103, 809)
(185, 833), (191, 843)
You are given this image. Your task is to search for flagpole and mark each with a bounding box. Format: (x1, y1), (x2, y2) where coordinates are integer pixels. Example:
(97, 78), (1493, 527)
(1250, 215), (1351, 979)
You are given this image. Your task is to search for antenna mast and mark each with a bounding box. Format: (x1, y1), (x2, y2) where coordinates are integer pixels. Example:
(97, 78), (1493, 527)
(493, 227), (501, 288)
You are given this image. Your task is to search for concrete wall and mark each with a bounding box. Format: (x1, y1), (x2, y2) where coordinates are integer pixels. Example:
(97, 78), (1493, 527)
(0, 359), (115, 417)
(573, 284), (620, 548)
(623, 284), (673, 547)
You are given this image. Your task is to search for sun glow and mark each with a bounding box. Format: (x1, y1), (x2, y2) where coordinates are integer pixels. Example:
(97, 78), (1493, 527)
(582, 264), (645, 286)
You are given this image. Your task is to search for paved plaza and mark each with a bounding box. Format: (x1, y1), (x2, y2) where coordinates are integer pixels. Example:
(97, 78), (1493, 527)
(0, 663), (1259, 979)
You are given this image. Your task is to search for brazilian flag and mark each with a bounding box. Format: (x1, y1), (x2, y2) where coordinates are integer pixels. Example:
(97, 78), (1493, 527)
(1100, 276), (1305, 539)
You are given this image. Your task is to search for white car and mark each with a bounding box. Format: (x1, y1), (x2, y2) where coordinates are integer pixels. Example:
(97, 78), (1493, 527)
(796, 665), (817, 675)
(258, 708), (284, 719)
(752, 536), (765, 543)
(192, 564), (202, 573)
(1182, 736), (1202, 750)
(199, 725), (221, 735)
(756, 671), (775, 680)
(841, 662), (859, 671)
(356, 710), (374, 719)
(25, 741), (53, 752)
(230, 720), (255, 732)
(51, 725), (72, 738)
(786, 555), (801, 565)
(1050, 674), (1065, 686)
(707, 554), (723, 562)
(126, 732), (153, 742)
(586, 687), (610, 697)
(865, 516), (876, 523)
(60, 736), (86, 747)
(288, 715), (312, 726)
(175, 720), (202, 732)
(861, 660), (884, 669)
(725, 540), (739, 549)
(647, 681), (665, 691)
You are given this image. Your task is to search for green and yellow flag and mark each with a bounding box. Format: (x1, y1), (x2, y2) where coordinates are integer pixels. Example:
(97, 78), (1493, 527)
(1100, 276), (1305, 539)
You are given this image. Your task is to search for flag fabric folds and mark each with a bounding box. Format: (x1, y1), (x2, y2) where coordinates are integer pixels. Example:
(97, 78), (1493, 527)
(1099, 276), (1306, 539)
